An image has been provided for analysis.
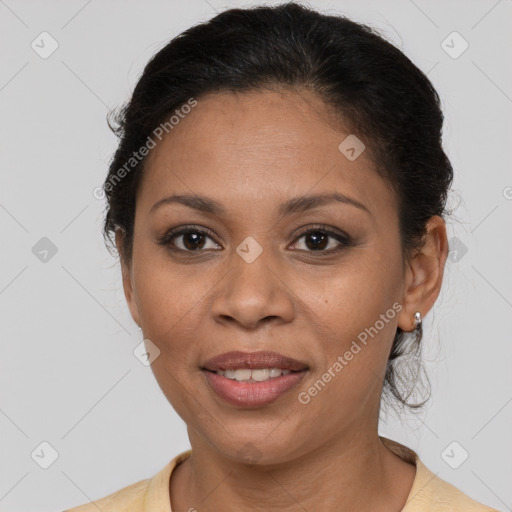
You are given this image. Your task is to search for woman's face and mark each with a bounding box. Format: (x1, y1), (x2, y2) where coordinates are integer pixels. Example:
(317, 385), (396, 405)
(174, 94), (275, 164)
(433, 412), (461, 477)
(119, 89), (416, 464)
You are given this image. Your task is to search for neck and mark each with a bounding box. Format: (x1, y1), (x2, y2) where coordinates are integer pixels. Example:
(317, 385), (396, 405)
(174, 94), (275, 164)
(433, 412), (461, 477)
(172, 428), (416, 512)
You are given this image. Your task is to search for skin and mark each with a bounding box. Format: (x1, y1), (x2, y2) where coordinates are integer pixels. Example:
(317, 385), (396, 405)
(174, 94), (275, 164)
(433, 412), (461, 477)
(115, 88), (448, 511)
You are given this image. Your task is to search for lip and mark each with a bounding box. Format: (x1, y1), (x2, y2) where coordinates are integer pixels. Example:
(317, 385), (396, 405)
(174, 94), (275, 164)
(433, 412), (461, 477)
(202, 368), (308, 407)
(202, 350), (309, 372)
(201, 351), (309, 408)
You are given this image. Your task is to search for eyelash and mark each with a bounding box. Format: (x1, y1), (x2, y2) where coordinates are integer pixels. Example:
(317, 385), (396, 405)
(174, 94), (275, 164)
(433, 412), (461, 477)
(158, 224), (353, 256)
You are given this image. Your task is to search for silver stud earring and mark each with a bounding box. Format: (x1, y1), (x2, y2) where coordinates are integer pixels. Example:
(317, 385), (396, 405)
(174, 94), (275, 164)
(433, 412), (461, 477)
(414, 311), (422, 330)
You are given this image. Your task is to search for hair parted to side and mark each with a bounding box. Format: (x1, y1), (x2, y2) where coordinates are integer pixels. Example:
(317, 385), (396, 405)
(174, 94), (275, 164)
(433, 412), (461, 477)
(101, 2), (453, 411)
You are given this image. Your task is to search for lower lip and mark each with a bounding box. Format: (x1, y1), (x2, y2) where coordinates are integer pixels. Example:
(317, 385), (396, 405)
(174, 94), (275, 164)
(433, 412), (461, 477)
(202, 369), (308, 407)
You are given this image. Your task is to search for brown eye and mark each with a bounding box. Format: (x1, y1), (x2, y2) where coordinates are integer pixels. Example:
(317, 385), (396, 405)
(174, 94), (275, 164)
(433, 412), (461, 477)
(178, 232), (207, 250)
(303, 231), (329, 250)
(291, 226), (352, 254)
(159, 227), (221, 252)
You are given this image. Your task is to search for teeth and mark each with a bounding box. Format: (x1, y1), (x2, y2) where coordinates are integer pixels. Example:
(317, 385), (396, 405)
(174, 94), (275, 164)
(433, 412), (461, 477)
(216, 368), (292, 382)
(251, 369), (269, 381)
(234, 369), (252, 381)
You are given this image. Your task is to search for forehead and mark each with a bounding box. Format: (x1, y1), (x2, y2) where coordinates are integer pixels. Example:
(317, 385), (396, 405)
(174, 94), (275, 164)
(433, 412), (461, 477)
(137, 89), (395, 217)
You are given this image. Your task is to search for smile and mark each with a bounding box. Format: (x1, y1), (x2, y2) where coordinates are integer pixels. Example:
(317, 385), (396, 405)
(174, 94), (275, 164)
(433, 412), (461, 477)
(202, 368), (308, 407)
(215, 368), (292, 382)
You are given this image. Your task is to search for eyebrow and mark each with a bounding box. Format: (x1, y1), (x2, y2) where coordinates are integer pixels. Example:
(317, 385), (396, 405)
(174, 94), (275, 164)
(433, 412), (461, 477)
(150, 192), (371, 217)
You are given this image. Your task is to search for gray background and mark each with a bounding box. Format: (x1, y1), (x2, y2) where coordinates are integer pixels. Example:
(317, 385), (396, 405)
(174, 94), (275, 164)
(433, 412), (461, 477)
(0, 0), (511, 510)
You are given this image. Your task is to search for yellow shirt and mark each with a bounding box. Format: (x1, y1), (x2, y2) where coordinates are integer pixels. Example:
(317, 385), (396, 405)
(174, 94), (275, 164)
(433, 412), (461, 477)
(64, 437), (498, 511)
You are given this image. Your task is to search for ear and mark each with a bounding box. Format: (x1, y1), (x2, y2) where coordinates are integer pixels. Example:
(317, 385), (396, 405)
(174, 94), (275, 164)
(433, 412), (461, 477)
(397, 215), (449, 332)
(115, 228), (142, 329)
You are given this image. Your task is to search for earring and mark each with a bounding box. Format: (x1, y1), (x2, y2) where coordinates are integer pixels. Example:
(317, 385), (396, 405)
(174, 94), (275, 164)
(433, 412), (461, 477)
(413, 311), (422, 330)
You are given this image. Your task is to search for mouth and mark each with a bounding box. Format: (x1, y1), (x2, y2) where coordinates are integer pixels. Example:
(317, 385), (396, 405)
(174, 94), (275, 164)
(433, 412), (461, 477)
(208, 367), (296, 382)
(201, 351), (309, 407)
(203, 350), (309, 372)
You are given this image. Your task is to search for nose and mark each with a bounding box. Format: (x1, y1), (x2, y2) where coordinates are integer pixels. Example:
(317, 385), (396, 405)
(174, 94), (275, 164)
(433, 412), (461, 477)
(210, 246), (295, 330)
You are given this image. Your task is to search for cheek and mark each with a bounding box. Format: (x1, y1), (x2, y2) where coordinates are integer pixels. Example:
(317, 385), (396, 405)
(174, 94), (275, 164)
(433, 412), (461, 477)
(305, 250), (402, 326)
(132, 242), (214, 341)
(298, 287), (401, 419)
(298, 243), (403, 376)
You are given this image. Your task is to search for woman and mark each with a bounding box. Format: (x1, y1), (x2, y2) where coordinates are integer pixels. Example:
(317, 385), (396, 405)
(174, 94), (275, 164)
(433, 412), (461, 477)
(65, 2), (498, 511)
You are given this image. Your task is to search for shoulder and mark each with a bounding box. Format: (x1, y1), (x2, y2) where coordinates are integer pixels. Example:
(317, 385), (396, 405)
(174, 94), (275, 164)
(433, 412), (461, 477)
(63, 450), (192, 512)
(404, 458), (499, 512)
(379, 437), (498, 512)
(63, 477), (151, 512)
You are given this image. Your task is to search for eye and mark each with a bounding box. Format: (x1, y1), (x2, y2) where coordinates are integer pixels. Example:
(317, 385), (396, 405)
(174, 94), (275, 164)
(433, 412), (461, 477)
(158, 226), (221, 252)
(290, 225), (352, 253)
(158, 224), (352, 255)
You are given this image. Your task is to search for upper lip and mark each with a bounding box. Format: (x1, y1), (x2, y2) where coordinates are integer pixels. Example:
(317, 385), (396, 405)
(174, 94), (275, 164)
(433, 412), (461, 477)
(203, 351), (309, 372)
